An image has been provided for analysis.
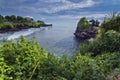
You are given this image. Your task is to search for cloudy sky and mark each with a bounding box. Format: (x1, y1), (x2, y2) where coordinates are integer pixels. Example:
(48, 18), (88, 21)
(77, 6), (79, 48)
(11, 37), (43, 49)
(0, 0), (120, 26)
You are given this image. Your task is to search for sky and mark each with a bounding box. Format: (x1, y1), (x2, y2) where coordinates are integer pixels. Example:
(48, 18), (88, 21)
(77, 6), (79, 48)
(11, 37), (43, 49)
(0, 0), (120, 26)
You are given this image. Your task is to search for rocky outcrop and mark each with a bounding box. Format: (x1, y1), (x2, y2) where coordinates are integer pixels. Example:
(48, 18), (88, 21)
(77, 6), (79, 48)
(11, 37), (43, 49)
(74, 27), (98, 39)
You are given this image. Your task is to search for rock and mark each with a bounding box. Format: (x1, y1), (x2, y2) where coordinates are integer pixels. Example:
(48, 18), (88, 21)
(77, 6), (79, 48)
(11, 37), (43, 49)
(74, 26), (98, 39)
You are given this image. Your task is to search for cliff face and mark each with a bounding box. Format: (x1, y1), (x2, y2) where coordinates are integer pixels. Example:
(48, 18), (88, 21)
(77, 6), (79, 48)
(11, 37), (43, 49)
(74, 17), (99, 39)
(74, 26), (98, 39)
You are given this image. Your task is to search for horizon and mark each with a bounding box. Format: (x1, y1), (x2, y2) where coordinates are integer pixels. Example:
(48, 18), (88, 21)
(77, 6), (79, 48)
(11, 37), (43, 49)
(0, 0), (120, 26)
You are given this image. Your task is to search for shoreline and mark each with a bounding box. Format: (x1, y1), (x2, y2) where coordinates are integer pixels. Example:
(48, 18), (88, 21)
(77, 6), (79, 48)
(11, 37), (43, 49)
(0, 24), (52, 33)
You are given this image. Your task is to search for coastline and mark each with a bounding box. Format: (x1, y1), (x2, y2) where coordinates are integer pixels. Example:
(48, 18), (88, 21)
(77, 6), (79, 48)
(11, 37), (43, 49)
(0, 23), (52, 33)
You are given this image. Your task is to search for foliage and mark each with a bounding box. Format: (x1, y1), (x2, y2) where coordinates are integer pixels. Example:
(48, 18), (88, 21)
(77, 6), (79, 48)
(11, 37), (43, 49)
(94, 52), (120, 80)
(17, 16), (24, 23)
(0, 23), (15, 29)
(77, 17), (90, 30)
(0, 36), (119, 79)
(0, 15), (4, 23)
(0, 37), (109, 80)
(37, 20), (44, 24)
(79, 30), (120, 56)
(71, 54), (105, 80)
(101, 12), (120, 32)
(0, 15), (45, 30)
(95, 28), (105, 39)
(38, 53), (106, 80)
(95, 52), (120, 71)
(0, 36), (47, 79)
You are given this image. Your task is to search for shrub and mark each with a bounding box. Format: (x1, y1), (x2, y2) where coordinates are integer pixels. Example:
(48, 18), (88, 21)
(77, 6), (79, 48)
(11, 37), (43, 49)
(95, 52), (120, 79)
(0, 36), (47, 79)
(77, 17), (90, 30)
(95, 52), (120, 70)
(0, 23), (14, 29)
(37, 54), (68, 80)
(38, 54), (106, 80)
(70, 54), (105, 80)
(79, 30), (120, 56)
(1, 36), (119, 80)
(101, 13), (120, 32)
(0, 24), (4, 29)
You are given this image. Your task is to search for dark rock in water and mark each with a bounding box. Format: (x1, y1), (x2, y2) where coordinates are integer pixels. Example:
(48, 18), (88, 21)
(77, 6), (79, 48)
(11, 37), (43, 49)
(74, 27), (98, 39)
(40, 24), (52, 27)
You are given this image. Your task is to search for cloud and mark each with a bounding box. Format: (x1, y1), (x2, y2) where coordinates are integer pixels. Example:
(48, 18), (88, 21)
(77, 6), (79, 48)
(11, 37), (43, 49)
(1, 0), (96, 14)
(58, 13), (106, 19)
(40, 0), (70, 3)
(25, 16), (34, 19)
(41, 0), (96, 13)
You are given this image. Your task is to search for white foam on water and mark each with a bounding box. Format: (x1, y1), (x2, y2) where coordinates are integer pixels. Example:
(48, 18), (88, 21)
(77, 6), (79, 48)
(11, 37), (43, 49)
(0, 33), (11, 41)
(7, 28), (40, 40)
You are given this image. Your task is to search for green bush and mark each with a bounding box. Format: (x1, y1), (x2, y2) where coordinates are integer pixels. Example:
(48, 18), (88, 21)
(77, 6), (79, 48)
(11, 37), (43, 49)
(94, 52), (120, 80)
(0, 37), (108, 80)
(0, 36), (47, 79)
(70, 54), (105, 80)
(0, 49), (12, 80)
(38, 54), (68, 80)
(1, 36), (120, 80)
(15, 23), (24, 27)
(101, 13), (120, 32)
(38, 54), (106, 80)
(95, 52), (120, 70)
(6, 23), (14, 29)
(77, 17), (90, 30)
(79, 30), (120, 56)
(0, 24), (4, 29)
(0, 23), (15, 29)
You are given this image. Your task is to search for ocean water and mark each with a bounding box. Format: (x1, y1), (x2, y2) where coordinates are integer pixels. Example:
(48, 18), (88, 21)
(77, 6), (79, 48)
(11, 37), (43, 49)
(0, 25), (82, 57)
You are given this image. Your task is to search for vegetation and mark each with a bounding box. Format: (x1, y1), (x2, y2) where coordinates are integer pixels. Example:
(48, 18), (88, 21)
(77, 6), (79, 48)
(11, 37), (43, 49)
(77, 17), (91, 30)
(0, 36), (119, 80)
(76, 13), (120, 79)
(0, 15), (45, 31)
(99, 12), (120, 37)
(0, 13), (120, 80)
(79, 30), (120, 56)
(0, 36), (113, 80)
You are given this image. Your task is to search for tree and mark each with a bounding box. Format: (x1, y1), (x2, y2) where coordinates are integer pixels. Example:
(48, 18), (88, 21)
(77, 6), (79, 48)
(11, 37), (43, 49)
(5, 15), (10, 22)
(0, 15), (4, 23)
(10, 15), (16, 22)
(24, 17), (34, 22)
(17, 16), (24, 22)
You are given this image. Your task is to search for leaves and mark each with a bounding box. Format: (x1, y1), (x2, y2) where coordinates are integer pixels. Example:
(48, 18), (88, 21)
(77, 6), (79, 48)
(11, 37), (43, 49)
(77, 17), (90, 30)
(0, 35), (119, 80)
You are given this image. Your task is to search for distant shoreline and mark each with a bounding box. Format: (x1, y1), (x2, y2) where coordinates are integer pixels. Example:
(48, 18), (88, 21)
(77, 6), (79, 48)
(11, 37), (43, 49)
(0, 23), (52, 33)
(0, 15), (52, 33)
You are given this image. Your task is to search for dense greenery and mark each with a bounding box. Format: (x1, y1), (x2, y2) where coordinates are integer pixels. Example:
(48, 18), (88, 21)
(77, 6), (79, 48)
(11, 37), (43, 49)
(79, 30), (120, 56)
(0, 15), (44, 30)
(101, 12), (120, 33)
(77, 17), (91, 30)
(0, 36), (119, 80)
(0, 36), (47, 79)
(0, 14), (120, 80)
(77, 14), (120, 79)
(0, 37), (106, 79)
